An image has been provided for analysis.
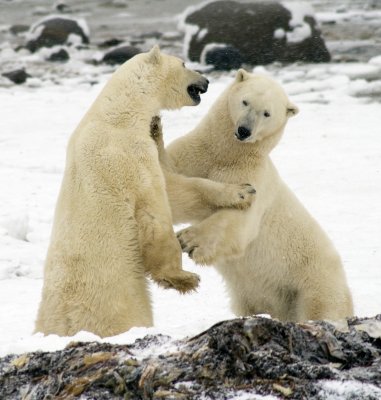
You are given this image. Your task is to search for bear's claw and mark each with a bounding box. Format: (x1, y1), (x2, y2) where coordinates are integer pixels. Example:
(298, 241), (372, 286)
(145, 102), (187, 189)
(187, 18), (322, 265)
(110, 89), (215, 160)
(177, 227), (217, 266)
(220, 182), (256, 210)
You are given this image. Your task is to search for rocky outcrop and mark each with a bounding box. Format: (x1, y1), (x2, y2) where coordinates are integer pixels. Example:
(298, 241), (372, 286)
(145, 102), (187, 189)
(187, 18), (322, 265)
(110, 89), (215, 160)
(98, 38), (124, 48)
(2, 69), (30, 84)
(47, 48), (70, 62)
(9, 24), (29, 35)
(1, 315), (381, 399)
(202, 44), (243, 71)
(182, 1), (331, 66)
(26, 16), (90, 53)
(102, 45), (142, 65)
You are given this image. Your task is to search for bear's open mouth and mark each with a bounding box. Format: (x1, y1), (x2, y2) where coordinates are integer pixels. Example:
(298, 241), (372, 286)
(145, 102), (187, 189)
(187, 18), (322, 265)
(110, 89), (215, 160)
(187, 81), (208, 104)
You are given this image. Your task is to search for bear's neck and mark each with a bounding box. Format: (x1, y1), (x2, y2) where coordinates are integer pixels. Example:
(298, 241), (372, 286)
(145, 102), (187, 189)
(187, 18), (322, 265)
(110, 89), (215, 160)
(90, 67), (162, 128)
(193, 93), (283, 162)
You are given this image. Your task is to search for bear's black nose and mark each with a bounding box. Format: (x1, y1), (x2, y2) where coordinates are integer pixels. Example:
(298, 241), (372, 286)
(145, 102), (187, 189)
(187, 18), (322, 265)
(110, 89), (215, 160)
(236, 126), (251, 141)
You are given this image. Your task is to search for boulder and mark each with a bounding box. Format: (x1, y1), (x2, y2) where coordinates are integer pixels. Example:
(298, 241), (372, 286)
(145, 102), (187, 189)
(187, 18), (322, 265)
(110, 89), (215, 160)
(102, 45), (141, 65)
(9, 24), (29, 35)
(2, 69), (30, 84)
(26, 16), (89, 53)
(137, 31), (163, 40)
(182, 0), (330, 65)
(1, 315), (381, 399)
(202, 44), (243, 70)
(47, 48), (69, 62)
(54, 1), (71, 13)
(98, 38), (124, 48)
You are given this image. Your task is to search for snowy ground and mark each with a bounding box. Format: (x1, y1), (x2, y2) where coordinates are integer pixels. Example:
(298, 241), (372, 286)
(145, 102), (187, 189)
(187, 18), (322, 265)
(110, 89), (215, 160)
(0, 57), (380, 359)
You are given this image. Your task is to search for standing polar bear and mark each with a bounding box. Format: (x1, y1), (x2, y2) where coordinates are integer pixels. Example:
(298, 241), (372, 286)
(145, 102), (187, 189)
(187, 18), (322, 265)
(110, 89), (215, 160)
(169, 70), (354, 322)
(35, 47), (256, 338)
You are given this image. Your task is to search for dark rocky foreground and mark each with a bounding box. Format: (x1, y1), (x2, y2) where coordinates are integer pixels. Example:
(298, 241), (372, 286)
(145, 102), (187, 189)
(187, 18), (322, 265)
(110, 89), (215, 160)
(1, 315), (381, 399)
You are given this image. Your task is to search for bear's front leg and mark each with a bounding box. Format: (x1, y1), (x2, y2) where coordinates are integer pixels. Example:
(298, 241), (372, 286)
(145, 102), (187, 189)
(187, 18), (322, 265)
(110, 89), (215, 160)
(165, 171), (256, 224)
(98, 147), (199, 294)
(140, 219), (200, 293)
(146, 239), (200, 293)
(136, 200), (200, 294)
(177, 208), (255, 265)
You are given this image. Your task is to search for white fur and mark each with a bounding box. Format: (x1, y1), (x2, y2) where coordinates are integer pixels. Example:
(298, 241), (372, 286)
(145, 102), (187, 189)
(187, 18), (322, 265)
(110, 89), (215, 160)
(169, 70), (354, 322)
(35, 47), (205, 338)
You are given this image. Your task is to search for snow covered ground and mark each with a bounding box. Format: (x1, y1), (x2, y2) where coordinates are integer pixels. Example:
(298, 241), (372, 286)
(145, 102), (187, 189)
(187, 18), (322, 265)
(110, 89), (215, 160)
(0, 57), (381, 358)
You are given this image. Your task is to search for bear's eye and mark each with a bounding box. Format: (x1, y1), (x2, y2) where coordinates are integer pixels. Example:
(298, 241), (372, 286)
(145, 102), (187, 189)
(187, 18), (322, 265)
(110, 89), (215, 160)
(264, 111), (271, 117)
(242, 100), (248, 106)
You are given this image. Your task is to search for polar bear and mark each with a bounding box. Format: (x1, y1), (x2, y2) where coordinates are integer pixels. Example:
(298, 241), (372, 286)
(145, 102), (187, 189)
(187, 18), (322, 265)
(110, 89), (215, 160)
(35, 47), (256, 338)
(169, 70), (354, 322)
(150, 115), (256, 224)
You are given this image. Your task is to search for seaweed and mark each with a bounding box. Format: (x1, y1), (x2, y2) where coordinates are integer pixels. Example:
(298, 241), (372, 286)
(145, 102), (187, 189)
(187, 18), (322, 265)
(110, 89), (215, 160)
(1, 315), (381, 399)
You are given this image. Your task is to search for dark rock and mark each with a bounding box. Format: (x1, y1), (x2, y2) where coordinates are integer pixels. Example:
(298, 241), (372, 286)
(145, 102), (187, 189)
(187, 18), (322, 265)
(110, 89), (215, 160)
(130, 39), (144, 46)
(1, 315), (381, 399)
(203, 45), (243, 71)
(32, 7), (50, 17)
(137, 31), (163, 40)
(102, 45), (141, 65)
(55, 2), (71, 13)
(26, 17), (89, 53)
(98, 38), (124, 48)
(9, 24), (29, 35)
(183, 0), (330, 66)
(47, 48), (69, 62)
(283, 15), (332, 63)
(110, 0), (128, 8)
(2, 69), (30, 84)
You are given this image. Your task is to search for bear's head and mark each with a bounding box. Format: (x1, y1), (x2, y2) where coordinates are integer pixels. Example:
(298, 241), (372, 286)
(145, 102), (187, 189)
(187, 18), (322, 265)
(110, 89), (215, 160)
(142, 46), (209, 109)
(228, 70), (298, 143)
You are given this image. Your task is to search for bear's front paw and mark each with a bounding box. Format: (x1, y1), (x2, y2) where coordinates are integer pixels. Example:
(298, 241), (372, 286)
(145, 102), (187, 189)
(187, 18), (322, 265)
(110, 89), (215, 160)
(153, 270), (200, 293)
(177, 226), (217, 266)
(221, 183), (256, 210)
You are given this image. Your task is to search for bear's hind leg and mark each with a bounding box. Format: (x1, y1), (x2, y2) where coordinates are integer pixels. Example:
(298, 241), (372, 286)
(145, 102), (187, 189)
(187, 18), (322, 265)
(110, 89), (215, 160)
(296, 287), (353, 322)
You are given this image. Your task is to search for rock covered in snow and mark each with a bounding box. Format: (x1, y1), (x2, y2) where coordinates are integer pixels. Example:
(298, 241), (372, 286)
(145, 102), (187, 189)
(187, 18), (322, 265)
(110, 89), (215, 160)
(1, 315), (381, 399)
(201, 44), (243, 71)
(9, 24), (29, 35)
(102, 45), (141, 65)
(54, 1), (71, 13)
(26, 16), (90, 53)
(98, 38), (124, 48)
(47, 48), (69, 62)
(180, 0), (331, 66)
(2, 69), (30, 85)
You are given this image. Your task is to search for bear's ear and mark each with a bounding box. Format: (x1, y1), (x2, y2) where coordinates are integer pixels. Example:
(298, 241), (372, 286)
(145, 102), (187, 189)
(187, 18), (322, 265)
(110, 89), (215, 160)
(146, 45), (161, 64)
(235, 68), (250, 82)
(287, 102), (299, 117)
